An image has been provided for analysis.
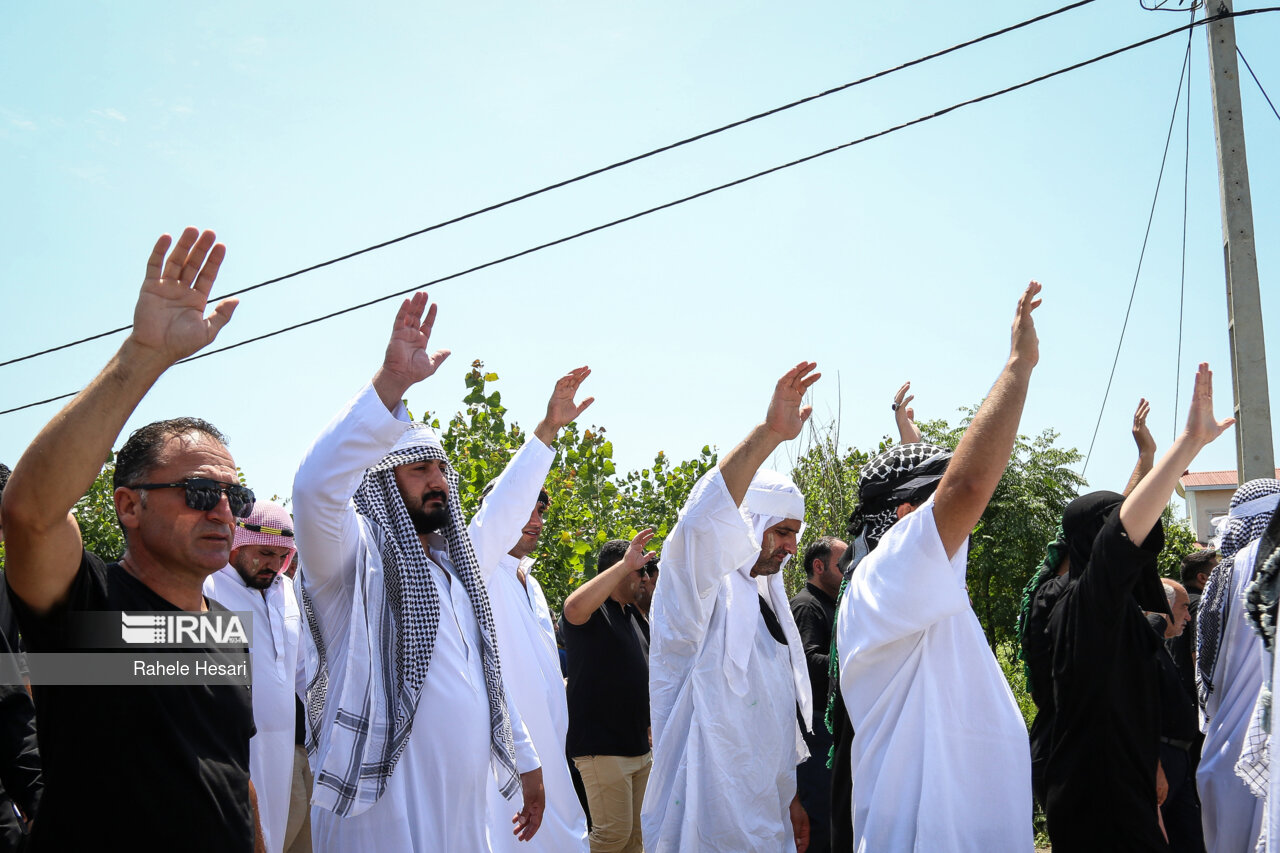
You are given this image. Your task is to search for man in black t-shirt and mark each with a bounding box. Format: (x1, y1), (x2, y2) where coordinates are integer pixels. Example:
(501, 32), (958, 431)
(561, 534), (655, 853)
(1, 228), (261, 852)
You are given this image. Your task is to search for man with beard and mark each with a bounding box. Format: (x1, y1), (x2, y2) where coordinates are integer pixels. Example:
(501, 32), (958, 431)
(643, 362), (820, 853)
(205, 500), (300, 853)
(294, 293), (542, 852)
(833, 282), (1041, 851)
(469, 368), (595, 853)
(1043, 364), (1234, 852)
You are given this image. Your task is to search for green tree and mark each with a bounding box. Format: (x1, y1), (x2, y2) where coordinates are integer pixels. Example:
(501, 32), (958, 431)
(413, 360), (715, 612)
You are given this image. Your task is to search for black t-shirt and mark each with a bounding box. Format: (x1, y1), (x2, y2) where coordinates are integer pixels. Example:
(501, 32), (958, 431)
(789, 582), (835, 718)
(562, 598), (650, 758)
(8, 551), (255, 852)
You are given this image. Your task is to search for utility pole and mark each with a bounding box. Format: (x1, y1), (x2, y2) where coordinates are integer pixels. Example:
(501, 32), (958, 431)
(1205, 0), (1274, 483)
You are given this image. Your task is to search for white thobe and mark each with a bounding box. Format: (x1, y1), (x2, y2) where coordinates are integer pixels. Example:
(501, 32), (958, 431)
(643, 469), (806, 853)
(836, 496), (1033, 852)
(1199, 538), (1266, 853)
(204, 566), (301, 853)
(468, 438), (589, 853)
(294, 382), (538, 853)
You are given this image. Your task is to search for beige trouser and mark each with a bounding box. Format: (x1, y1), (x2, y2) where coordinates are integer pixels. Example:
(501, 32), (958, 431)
(283, 744), (314, 853)
(574, 752), (652, 853)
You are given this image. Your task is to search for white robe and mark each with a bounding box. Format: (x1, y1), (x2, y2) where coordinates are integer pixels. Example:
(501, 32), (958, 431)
(294, 382), (538, 853)
(468, 437), (589, 853)
(1199, 537), (1266, 853)
(643, 469), (807, 853)
(836, 496), (1032, 852)
(204, 565), (301, 853)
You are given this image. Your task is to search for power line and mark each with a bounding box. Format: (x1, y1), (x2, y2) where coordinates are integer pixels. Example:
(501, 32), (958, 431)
(3, 7), (1275, 419)
(1237, 45), (1280, 123)
(0, 0), (1099, 370)
(1082, 34), (1193, 477)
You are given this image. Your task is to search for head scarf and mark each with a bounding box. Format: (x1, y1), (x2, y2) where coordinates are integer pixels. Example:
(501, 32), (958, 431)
(1060, 490), (1168, 615)
(1015, 524), (1068, 681)
(842, 443), (951, 573)
(1198, 478), (1280, 718)
(301, 425), (520, 816)
(233, 499), (297, 575)
(724, 470), (813, 732)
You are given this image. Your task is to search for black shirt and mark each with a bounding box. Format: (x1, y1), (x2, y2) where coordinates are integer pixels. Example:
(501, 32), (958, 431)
(562, 598), (650, 758)
(1044, 513), (1168, 853)
(8, 551), (255, 852)
(1148, 615), (1199, 742)
(789, 581), (836, 717)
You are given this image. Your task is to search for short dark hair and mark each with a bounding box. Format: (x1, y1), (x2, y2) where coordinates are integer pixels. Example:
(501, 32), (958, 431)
(0, 462), (10, 501)
(804, 536), (842, 578)
(1181, 549), (1219, 585)
(113, 418), (229, 491)
(479, 479), (550, 508)
(597, 539), (630, 574)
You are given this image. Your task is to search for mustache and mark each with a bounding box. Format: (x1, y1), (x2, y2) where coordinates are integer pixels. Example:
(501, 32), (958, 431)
(421, 490), (448, 504)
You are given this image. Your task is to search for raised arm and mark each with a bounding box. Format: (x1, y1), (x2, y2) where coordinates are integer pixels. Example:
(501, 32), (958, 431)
(1120, 364), (1232, 546)
(562, 529), (655, 625)
(893, 381), (922, 444)
(371, 292), (451, 413)
(720, 362), (820, 507)
(1121, 398), (1156, 496)
(932, 281), (1041, 559)
(469, 367), (593, 574)
(2, 229), (234, 613)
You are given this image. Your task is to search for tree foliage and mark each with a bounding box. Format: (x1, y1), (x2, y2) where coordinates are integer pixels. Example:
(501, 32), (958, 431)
(415, 361), (716, 611)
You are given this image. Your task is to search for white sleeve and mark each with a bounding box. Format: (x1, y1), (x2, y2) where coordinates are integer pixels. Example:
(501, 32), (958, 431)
(653, 468), (760, 655)
(292, 382), (412, 622)
(466, 437), (555, 583)
(839, 496), (971, 657)
(506, 689), (540, 775)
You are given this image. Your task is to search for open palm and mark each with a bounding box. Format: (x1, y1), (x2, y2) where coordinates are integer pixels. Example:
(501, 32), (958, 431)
(765, 362), (820, 441)
(131, 228), (235, 362)
(383, 292), (450, 384)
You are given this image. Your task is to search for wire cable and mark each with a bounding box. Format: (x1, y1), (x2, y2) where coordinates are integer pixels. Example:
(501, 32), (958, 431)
(1082, 35), (1192, 476)
(0, 0), (1100, 370)
(1237, 45), (1280, 123)
(5, 7), (1277, 419)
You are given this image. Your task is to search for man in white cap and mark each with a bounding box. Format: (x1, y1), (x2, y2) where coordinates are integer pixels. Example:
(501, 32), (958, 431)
(205, 499), (300, 853)
(642, 362), (821, 853)
(293, 293), (542, 852)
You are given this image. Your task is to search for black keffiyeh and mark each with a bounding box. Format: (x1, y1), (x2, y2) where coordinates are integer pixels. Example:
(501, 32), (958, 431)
(305, 429), (520, 816)
(1196, 478), (1280, 719)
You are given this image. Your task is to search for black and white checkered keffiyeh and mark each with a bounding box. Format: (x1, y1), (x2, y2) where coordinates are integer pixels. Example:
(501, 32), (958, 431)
(304, 428), (520, 816)
(1197, 479), (1280, 720)
(843, 442), (951, 561)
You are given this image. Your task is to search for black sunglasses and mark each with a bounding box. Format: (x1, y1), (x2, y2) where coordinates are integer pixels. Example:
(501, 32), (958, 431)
(237, 521), (294, 538)
(132, 478), (256, 518)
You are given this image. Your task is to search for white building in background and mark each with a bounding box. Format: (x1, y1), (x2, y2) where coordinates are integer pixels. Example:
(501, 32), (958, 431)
(1179, 468), (1280, 544)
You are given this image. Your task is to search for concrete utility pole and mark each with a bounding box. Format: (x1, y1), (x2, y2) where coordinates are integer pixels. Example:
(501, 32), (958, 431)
(1205, 0), (1274, 483)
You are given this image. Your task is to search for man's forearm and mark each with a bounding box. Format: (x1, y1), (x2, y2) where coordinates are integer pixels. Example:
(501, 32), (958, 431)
(933, 359), (1033, 556)
(1121, 451), (1155, 497)
(5, 339), (168, 529)
(720, 423), (784, 508)
(562, 563), (631, 625)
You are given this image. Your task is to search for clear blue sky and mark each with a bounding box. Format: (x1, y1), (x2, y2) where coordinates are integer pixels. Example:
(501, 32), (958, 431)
(2, 1), (1277, 519)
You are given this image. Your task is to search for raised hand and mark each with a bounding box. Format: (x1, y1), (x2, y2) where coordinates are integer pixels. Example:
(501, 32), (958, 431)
(621, 528), (658, 572)
(764, 362), (821, 442)
(1132, 398), (1155, 457)
(130, 228), (235, 364)
(534, 366), (594, 445)
(1010, 280), (1042, 368)
(373, 292), (451, 409)
(1184, 363), (1235, 447)
(894, 381), (922, 444)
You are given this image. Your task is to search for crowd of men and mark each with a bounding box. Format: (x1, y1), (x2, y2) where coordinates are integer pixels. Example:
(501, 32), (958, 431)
(0, 227), (1278, 853)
